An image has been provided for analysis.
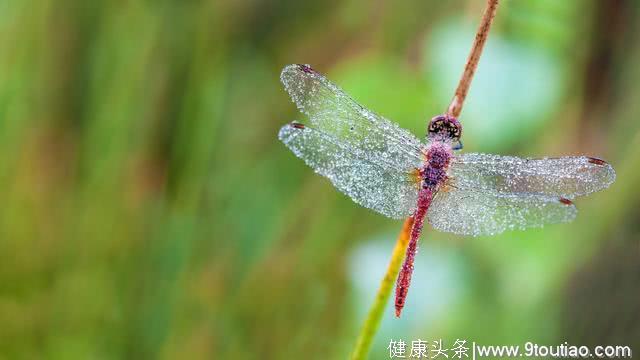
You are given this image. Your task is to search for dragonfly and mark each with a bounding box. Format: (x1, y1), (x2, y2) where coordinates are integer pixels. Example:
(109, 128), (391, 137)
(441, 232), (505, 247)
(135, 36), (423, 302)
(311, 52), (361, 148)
(277, 64), (616, 317)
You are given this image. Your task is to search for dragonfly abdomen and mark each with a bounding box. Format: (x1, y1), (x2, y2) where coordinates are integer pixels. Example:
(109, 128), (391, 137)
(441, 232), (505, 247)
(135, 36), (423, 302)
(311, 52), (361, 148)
(395, 187), (433, 317)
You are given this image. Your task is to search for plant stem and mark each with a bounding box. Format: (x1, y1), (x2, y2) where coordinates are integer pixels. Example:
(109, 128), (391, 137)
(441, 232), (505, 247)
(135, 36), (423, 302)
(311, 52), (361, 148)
(447, 0), (499, 118)
(350, 1), (500, 358)
(350, 218), (413, 360)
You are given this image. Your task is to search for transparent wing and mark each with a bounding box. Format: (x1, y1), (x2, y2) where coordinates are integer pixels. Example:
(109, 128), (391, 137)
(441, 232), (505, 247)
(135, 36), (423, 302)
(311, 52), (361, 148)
(449, 153), (616, 199)
(281, 64), (425, 171)
(279, 123), (420, 219)
(427, 188), (577, 236)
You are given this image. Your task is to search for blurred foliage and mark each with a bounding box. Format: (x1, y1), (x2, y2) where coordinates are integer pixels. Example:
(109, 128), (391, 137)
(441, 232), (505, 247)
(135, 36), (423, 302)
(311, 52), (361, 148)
(0, 0), (639, 359)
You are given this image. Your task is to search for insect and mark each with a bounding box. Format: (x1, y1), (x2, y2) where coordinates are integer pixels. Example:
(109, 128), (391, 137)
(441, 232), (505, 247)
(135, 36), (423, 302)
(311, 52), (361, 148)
(277, 64), (616, 317)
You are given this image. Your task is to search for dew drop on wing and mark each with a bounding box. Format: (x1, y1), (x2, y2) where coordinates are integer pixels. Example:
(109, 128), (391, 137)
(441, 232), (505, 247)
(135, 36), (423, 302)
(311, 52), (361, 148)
(448, 154), (616, 199)
(279, 63), (426, 175)
(427, 188), (578, 236)
(278, 64), (429, 218)
(278, 122), (420, 219)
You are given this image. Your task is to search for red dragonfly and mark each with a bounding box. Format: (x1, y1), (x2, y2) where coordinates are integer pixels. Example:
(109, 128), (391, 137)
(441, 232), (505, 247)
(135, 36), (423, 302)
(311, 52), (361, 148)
(278, 64), (616, 317)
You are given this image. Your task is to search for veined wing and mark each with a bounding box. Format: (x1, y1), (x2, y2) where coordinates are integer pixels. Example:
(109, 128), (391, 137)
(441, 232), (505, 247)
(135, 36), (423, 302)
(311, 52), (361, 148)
(281, 64), (425, 172)
(427, 188), (577, 236)
(279, 123), (420, 219)
(448, 153), (616, 199)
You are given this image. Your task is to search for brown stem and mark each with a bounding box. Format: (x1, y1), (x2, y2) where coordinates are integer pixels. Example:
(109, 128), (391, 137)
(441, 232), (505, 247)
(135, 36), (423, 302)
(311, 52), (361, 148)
(446, 0), (499, 118)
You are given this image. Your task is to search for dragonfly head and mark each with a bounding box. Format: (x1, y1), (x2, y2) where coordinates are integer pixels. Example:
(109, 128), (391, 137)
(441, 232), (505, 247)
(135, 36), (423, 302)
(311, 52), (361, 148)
(427, 115), (462, 149)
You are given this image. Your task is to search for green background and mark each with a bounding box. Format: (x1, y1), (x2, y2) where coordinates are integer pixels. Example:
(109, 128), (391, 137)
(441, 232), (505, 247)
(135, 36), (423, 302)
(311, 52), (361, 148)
(1, 0), (638, 359)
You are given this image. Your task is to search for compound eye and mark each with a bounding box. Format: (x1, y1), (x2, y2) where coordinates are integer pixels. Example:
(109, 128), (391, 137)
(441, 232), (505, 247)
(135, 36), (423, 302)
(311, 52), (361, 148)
(428, 117), (447, 136)
(427, 115), (462, 142)
(447, 124), (460, 139)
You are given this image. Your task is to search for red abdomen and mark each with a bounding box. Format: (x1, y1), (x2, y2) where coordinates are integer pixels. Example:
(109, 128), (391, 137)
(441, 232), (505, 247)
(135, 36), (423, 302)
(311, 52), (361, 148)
(395, 187), (432, 317)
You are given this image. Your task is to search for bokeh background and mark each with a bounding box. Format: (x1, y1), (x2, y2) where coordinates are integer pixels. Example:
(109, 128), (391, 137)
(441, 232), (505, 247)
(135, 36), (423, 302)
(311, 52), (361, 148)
(1, 0), (639, 359)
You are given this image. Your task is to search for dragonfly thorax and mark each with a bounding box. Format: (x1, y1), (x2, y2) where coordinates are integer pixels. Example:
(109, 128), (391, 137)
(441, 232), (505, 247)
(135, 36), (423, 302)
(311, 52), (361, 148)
(422, 166), (447, 188)
(422, 142), (453, 188)
(426, 143), (451, 169)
